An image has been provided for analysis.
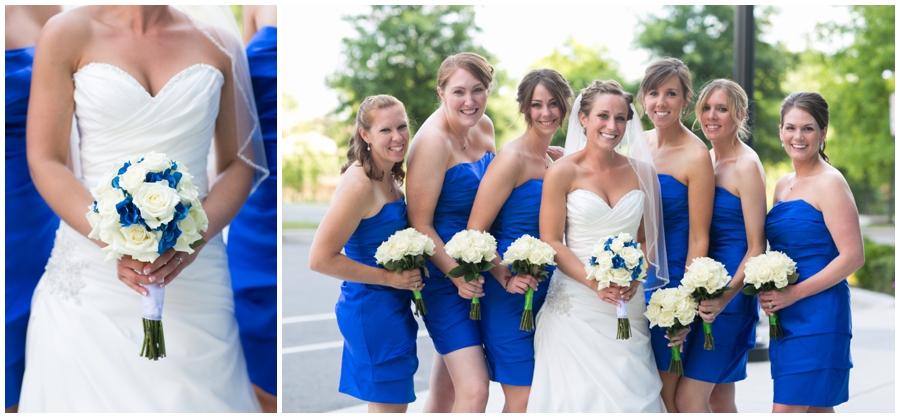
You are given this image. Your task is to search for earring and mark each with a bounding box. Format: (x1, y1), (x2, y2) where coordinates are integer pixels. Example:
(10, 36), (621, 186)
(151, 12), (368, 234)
(367, 143), (371, 151)
(820, 141), (825, 151)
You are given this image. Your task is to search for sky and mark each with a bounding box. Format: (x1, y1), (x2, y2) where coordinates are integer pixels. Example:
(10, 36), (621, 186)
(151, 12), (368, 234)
(283, 4), (856, 121)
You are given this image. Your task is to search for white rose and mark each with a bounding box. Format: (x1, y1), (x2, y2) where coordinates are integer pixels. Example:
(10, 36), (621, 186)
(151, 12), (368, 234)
(610, 267), (632, 287)
(119, 224), (162, 262)
(392, 233), (411, 255)
(190, 206), (209, 232)
(95, 188), (127, 230)
(609, 237), (625, 253)
(176, 171), (201, 204)
(133, 181), (180, 229)
(657, 309), (676, 328)
(174, 213), (200, 254)
(461, 246), (481, 264)
(139, 152), (172, 172)
(423, 235), (436, 256)
(593, 251), (614, 271)
(119, 163), (148, 194)
(620, 247), (643, 269)
(408, 234), (426, 255)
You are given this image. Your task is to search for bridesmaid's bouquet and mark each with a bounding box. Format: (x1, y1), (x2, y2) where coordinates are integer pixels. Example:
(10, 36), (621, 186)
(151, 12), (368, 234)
(445, 229), (498, 320)
(645, 287), (698, 376)
(680, 257), (732, 350)
(584, 232), (648, 340)
(86, 151), (207, 360)
(741, 251), (799, 340)
(374, 227), (436, 316)
(500, 235), (557, 331)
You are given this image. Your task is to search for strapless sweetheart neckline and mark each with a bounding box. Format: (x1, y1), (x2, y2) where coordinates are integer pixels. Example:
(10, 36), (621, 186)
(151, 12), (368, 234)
(75, 62), (222, 100)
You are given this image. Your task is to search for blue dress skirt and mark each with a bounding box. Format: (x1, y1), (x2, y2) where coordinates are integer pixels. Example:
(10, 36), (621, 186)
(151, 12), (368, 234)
(336, 200), (418, 404)
(481, 179), (554, 386)
(683, 187), (758, 383)
(766, 200), (852, 407)
(226, 26), (277, 395)
(5, 46), (60, 408)
(648, 174), (694, 371)
(421, 152), (494, 355)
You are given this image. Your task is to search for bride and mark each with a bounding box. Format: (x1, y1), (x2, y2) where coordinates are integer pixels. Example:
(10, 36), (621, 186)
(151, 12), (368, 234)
(528, 80), (683, 412)
(19, 6), (267, 412)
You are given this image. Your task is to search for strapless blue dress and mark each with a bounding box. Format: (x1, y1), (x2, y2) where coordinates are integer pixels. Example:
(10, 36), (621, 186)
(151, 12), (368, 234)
(5, 46), (60, 408)
(684, 187), (758, 383)
(336, 200), (418, 404)
(226, 26), (278, 396)
(648, 174), (694, 371)
(766, 200), (852, 407)
(481, 179), (554, 386)
(421, 152), (494, 355)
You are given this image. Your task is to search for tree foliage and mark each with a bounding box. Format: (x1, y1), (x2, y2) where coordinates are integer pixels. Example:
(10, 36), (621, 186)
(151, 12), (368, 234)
(531, 38), (627, 147)
(328, 6), (510, 145)
(635, 5), (796, 164)
(814, 6), (895, 219)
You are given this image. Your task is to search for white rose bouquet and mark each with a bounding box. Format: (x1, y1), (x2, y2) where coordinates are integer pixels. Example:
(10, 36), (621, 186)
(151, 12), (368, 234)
(584, 232), (648, 340)
(445, 229), (498, 320)
(741, 251), (799, 339)
(680, 257), (732, 350)
(375, 227), (436, 316)
(645, 287), (698, 376)
(85, 151), (207, 360)
(500, 234), (557, 331)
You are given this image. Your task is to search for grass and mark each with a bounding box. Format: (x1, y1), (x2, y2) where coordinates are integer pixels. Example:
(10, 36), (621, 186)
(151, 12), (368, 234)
(283, 221), (320, 230)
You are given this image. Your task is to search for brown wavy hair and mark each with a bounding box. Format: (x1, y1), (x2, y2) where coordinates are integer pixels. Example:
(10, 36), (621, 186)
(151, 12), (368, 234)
(340, 95), (408, 184)
(436, 52), (494, 94)
(516, 68), (574, 127)
(637, 57), (694, 120)
(578, 79), (635, 121)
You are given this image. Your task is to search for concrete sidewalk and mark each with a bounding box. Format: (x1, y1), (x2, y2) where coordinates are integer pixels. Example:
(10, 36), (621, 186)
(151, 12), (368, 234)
(332, 287), (894, 413)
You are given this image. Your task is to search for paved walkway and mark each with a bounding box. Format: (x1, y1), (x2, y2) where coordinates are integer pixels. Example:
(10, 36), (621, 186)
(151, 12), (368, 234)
(331, 287), (894, 413)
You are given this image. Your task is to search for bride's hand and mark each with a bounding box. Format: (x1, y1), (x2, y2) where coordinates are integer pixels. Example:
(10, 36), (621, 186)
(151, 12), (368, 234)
(116, 256), (155, 295)
(595, 285), (627, 307)
(145, 247), (199, 287)
(450, 274), (485, 300)
(504, 274), (539, 295)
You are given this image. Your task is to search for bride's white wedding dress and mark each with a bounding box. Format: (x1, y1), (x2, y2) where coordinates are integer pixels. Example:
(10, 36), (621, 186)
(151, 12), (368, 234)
(527, 189), (665, 413)
(18, 63), (261, 412)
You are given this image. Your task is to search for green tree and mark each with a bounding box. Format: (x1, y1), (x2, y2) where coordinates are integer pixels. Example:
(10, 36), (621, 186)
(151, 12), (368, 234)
(815, 6), (895, 220)
(328, 5), (511, 145)
(531, 38), (626, 147)
(635, 5), (796, 164)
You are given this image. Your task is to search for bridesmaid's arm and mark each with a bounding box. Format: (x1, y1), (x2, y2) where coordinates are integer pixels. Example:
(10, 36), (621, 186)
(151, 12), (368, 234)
(468, 150), (536, 293)
(760, 172), (865, 315)
(684, 146), (715, 267)
(308, 171), (420, 289)
(699, 158), (767, 322)
(26, 13), (92, 237)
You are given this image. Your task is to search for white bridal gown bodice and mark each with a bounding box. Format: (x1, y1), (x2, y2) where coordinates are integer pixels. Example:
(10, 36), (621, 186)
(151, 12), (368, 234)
(18, 63), (261, 412)
(527, 189), (665, 413)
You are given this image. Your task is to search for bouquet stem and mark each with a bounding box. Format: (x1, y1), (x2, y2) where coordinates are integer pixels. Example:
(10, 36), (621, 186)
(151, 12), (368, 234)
(520, 287), (535, 331)
(470, 297), (481, 321)
(412, 290), (427, 317)
(703, 321), (715, 350)
(616, 300), (630, 340)
(769, 312), (783, 340)
(140, 318), (166, 361)
(667, 328), (683, 376)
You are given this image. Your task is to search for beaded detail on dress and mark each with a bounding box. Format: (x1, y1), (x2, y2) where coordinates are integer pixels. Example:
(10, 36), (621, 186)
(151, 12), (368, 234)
(43, 228), (87, 304)
(545, 278), (573, 317)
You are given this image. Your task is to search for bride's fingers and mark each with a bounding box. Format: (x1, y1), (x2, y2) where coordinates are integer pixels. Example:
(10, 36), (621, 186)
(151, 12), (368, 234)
(149, 254), (184, 285)
(145, 249), (177, 275)
(117, 273), (148, 296)
(117, 262), (154, 285)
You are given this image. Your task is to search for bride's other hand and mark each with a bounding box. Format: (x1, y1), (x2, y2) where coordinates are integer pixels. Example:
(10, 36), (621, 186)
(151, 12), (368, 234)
(144, 247), (199, 287)
(504, 274), (539, 295)
(116, 256), (155, 295)
(546, 146), (564, 161)
(664, 327), (691, 352)
(595, 286), (627, 307)
(451, 274), (485, 299)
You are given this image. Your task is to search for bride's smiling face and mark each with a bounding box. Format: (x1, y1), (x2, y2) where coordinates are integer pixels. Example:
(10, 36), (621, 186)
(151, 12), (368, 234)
(580, 94), (629, 150)
(361, 105), (410, 166)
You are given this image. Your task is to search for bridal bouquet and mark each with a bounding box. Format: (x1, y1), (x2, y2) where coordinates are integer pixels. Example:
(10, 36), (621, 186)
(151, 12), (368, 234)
(584, 232), (648, 340)
(86, 151), (207, 360)
(500, 234), (557, 331)
(741, 251), (798, 340)
(445, 229), (497, 320)
(645, 287), (698, 376)
(375, 227), (436, 316)
(680, 257), (732, 350)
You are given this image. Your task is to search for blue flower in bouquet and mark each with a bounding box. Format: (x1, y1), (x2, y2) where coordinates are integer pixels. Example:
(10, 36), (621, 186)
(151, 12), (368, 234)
(115, 195), (144, 227)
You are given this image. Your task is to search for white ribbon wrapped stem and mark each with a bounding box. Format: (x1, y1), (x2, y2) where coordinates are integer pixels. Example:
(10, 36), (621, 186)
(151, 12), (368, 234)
(141, 284), (165, 321)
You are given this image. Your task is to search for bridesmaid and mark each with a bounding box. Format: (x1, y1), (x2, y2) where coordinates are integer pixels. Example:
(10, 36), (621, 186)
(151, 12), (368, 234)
(760, 92), (863, 412)
(678, 80), (767, 412)
(226, 5), (277, 412)
(308, 95), (422, 413)
(406, 52), (496, 412)
(5, 5), (62, 413)
(637, 57), (715, 412)
(467, 69), (572, 412)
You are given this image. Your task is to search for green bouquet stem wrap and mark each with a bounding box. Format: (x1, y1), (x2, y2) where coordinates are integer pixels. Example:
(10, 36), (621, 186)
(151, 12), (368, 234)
(520, 287), (535, 331)
(412, 290), (427, 317)
(667, 327), (684, 376)
(703, 321), (714, 350)
(769, 311), (782, 339)
(448, 261), (493, 321)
